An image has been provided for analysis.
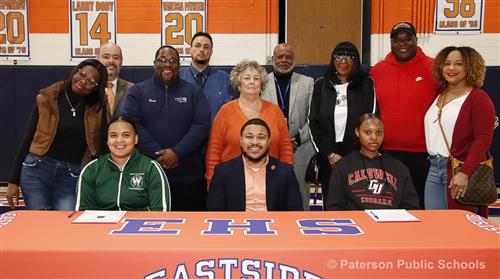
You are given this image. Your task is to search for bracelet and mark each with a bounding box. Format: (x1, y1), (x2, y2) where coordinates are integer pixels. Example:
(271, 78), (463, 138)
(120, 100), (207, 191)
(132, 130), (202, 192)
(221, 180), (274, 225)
(328, 153), (335, 159)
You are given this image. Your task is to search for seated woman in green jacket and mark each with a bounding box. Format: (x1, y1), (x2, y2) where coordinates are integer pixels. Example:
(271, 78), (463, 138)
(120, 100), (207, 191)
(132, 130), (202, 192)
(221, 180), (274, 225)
(75, 116), (171, 211)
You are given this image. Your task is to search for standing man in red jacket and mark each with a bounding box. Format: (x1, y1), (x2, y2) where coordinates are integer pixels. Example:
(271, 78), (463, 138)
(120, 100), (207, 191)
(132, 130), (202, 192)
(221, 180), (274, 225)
(371, 21), (438, 209)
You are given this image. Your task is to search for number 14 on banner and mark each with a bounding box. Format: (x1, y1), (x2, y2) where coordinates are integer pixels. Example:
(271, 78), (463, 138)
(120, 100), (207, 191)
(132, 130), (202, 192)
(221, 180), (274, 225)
(70, 0), (116, 58)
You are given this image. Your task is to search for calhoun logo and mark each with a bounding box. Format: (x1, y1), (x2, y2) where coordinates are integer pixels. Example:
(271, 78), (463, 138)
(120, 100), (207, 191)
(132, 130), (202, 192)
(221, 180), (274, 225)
(129, 173), (145, 190)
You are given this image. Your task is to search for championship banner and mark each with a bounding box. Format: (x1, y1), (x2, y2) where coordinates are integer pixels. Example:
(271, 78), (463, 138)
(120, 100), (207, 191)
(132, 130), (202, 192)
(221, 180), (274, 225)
(161, 0), (206, 58)
(0, 0), (29, 59)
(434, 0), (485, 33)
(69, 0), (116, 58)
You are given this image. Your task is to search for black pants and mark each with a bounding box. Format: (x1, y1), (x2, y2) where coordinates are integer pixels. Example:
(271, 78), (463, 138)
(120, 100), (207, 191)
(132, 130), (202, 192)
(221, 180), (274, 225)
(319, 155), (333, 208)
(385, 150), (429, 209)
(170, 179), (207, 211)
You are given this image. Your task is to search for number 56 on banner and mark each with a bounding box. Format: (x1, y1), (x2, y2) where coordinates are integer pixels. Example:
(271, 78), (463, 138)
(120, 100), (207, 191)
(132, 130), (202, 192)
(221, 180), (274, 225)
(70, 0), (116, 58)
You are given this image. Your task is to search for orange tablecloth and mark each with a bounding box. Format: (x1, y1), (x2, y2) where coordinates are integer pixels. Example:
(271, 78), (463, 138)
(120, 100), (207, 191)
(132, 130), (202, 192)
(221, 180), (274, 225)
(1, 210), (498, 278)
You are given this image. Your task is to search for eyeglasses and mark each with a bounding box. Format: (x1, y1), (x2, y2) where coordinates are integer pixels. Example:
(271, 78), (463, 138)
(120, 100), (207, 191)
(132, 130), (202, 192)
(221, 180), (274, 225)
(77, 69), (99, 87)
(333, 55), (355, 63)
(155, 57), (179, 65)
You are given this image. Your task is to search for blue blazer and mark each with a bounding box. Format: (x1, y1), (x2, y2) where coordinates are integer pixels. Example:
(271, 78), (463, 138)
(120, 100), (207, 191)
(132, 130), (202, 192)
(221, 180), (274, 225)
(207, 156), (303, 211)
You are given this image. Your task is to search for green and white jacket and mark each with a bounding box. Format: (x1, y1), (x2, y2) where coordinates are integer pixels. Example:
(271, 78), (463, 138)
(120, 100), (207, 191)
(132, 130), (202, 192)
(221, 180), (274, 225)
(76, 149), (171, 211)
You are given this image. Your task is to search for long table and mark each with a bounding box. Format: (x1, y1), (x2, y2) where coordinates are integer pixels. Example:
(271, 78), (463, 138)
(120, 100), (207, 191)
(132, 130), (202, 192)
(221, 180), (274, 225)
(1, 210), (498, 278)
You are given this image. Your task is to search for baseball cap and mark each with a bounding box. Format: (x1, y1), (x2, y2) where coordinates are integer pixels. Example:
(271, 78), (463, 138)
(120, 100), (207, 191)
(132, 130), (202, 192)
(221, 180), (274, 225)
(390, 21), (417, 38)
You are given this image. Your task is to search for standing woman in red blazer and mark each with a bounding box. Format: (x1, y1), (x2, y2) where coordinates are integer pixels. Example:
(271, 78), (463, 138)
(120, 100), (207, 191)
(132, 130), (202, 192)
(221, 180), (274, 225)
(424, 46), (496, 217)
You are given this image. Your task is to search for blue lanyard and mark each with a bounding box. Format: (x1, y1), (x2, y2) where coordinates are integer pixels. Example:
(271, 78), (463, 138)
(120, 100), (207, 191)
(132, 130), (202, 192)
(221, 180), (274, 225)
(275, 77), (291, 113)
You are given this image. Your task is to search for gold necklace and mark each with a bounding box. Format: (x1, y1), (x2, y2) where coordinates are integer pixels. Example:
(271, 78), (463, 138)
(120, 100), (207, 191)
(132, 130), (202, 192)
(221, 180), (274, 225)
(239, 99), (261, 118)
(444, 87), (471, 105)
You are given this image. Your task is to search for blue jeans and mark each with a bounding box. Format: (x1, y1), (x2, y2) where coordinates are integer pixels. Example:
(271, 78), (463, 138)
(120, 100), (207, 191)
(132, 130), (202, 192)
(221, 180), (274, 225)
(20, 154), (81, 210)
(424, 155), (448, 209)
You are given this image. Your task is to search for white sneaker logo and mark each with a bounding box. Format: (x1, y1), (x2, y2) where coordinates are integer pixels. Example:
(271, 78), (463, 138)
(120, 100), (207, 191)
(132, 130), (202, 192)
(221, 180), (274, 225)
(148, 99), (157, 103)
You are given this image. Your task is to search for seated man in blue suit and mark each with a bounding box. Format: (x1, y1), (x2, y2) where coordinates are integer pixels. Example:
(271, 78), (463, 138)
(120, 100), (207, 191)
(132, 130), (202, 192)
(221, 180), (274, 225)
(207, 118), (303, 211)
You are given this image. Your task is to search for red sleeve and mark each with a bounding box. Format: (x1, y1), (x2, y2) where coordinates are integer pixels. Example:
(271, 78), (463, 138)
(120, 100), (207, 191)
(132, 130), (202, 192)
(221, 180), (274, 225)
(458, 90), (495, 176)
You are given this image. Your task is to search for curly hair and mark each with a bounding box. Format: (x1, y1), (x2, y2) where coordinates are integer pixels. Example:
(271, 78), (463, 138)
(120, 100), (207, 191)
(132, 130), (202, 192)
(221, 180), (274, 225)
(432, 46), (485, 90)
(229, 59), (268, 93)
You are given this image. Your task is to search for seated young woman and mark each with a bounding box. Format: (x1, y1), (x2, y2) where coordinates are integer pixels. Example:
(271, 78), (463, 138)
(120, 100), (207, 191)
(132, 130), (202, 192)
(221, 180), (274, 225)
(325, 113), (420, 210)
(75, 116), (171, 211)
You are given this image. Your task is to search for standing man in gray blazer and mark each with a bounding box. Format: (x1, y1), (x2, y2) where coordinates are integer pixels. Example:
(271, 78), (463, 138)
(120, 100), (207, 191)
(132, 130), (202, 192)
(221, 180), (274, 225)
(97, 42), (134, 121)
(262, 43), (314, 210)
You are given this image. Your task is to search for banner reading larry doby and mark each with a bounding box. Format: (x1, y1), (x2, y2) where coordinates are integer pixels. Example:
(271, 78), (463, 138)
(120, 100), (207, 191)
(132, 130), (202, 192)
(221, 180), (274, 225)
(0, 0), (29, 59)
(70, 0), (116, 58)
(161, 0), (206, 58)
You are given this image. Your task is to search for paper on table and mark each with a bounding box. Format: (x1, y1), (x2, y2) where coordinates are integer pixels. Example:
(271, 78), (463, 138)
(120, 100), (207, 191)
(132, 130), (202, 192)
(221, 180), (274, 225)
(72, 210), (126, 223)
(365, 209), (420, 222)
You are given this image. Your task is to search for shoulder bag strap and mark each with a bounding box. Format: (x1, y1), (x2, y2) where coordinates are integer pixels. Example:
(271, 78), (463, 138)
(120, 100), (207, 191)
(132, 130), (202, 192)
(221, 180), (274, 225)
(436, 91), (460, 175)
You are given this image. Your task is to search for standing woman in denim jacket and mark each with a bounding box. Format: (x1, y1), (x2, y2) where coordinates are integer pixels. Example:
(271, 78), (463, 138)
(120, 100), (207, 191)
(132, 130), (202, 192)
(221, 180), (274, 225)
(7, 59), (108, 210)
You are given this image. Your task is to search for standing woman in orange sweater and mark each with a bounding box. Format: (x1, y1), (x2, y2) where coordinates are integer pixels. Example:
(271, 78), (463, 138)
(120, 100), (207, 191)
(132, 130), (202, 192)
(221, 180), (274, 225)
(205, 60), (293, 184)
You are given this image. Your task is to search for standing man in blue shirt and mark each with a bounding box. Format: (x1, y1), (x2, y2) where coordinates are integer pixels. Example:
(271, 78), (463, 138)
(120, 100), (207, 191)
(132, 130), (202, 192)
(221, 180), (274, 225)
(121, 46), (211, 211)
(180, 32), (235, 122)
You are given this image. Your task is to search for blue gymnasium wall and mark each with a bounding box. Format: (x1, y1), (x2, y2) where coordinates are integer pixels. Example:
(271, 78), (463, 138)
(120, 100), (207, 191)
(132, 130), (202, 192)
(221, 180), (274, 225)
(1, 65), (499, 184)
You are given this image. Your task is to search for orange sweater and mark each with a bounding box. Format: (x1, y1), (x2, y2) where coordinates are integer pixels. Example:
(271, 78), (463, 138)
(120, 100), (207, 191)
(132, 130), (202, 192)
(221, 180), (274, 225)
(205, 100), (293, 183)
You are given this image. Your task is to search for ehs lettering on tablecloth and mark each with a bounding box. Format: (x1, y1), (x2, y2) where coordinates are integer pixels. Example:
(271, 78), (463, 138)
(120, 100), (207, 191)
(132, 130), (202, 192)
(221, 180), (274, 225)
(110, 218), (364, 235)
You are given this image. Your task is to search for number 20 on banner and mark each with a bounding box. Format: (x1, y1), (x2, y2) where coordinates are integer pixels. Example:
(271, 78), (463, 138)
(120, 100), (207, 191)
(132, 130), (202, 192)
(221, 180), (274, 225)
(162, 0), (206, 58)
(0, 0), (29, 58)
(70, 0), (116, 58)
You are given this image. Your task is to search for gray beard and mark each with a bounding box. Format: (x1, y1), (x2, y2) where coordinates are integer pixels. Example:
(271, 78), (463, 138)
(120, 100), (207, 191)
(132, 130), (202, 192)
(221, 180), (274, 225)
(273, 64), (294, 75)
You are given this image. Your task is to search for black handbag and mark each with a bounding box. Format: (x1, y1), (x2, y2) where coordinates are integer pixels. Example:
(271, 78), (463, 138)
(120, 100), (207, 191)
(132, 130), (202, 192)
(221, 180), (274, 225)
(305, 153), (321, 185)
